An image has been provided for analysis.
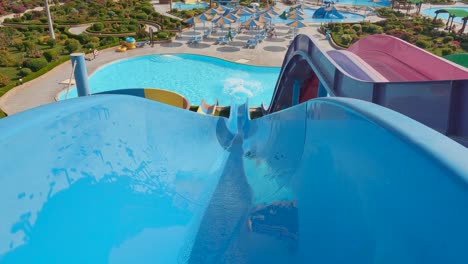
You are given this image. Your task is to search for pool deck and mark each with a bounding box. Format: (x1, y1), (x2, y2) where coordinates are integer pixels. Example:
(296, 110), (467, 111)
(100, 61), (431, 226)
(0, 2), (387, 115)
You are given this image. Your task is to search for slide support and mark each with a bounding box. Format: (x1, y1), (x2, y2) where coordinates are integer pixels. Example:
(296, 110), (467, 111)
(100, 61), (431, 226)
(71, 53), (90, 97)
(318, 82), (327, 97)
(292, 79), (301, 105)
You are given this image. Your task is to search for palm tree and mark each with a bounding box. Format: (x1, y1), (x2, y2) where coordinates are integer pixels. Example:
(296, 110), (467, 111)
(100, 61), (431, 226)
(45, 0), (55, 39)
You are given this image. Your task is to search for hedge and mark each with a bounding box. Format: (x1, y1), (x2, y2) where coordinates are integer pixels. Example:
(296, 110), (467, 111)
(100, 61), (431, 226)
(0, 56), (70, 97)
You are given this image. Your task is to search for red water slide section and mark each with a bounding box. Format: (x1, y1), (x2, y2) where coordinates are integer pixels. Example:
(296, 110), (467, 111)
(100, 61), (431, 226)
(347, 35), (468, 82)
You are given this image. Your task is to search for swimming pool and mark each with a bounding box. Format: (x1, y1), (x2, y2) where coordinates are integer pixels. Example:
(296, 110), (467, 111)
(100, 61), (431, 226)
(272, 8), (365, 23)
(61, 54), (280, 106)
(335, 0), (390, 7)
(172, 2), (209, 10)
(423, 7), (468, 24)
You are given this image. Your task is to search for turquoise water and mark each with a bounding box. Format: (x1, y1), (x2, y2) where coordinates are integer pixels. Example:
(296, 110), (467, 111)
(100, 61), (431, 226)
(172, 2), (209, 10)
(61, 54), (280, 106)
(334, 0), (390, 7)
(272, 8), (366, 23)
(423, 7), (468, 24)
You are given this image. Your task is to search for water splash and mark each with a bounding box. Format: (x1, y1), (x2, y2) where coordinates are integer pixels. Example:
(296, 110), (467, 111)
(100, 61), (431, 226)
(223, 78), (263, 103)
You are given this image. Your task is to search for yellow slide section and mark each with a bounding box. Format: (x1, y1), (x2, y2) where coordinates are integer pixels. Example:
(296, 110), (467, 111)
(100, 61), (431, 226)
(144, 88), (190, 109)
(185, 0), (197, 4)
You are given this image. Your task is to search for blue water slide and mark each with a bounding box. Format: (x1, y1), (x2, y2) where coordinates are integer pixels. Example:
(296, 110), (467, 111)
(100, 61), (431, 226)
(263, 34), (468, 145)
(0, 94), (467, 262)
(327, 8), (344, 19)
(312, 7), (326, 18)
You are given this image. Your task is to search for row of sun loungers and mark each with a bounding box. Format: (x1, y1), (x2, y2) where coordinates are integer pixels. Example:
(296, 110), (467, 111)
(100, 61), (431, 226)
(187, 35), (202, 44)
(245, 39), (258, 49)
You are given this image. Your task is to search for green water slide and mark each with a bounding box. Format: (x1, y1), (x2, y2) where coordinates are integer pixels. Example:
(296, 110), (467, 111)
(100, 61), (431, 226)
(444, 53), (468, 68)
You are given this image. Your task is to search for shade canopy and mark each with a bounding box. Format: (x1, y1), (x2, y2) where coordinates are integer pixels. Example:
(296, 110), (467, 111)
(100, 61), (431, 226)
(266, 6), (281, 15)
(212, 15), (235, 25)
(225, 12), (240, 21)
(242, 18), (263, 27)
(287, 13), (306, 20)
(184, 16), (202, 24)
(213, 5), (230, 13)
(293, 3), (307, 10)
(287, 20), (309, 28)
(234, 8), (253, 16)
(260, 11), (276, 19)
(197, 12), (213, 21)
(206, 8), (223, 15)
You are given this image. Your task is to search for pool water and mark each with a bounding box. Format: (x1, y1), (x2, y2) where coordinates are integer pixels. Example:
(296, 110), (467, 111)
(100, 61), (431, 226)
(423, 7), (468, 24)
(334, 0), (390, 7)
(172, 2), (209, 10)
(62, 54), (280, 106)
(272, 8), (366, 23)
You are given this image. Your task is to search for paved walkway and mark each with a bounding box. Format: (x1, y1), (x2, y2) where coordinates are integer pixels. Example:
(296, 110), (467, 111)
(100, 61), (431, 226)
(151, 1), (183, 20)
(68, 24), (92, 35)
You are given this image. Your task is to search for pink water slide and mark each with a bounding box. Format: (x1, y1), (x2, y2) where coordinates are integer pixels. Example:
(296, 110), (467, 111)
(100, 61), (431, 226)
(347, 35), (468, 82)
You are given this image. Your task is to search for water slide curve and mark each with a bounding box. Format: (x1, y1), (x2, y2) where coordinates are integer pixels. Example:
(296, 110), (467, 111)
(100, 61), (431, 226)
(264, 34), (468, 146)
(0, 36), (468, 263)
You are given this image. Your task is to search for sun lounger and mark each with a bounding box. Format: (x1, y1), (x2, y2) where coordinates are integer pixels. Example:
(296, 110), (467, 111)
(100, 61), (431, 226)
(135, 41), (149, 48)
(245, 39), (258, 49)
(231, 32), (238, 39)
(255, 34), (265, 43)
(203, 29), (211, 38)
(187, 36), (202, 44)
(216, 36), (230, 44)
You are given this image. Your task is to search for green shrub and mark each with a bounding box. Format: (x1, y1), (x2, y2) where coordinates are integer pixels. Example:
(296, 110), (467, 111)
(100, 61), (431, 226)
(0, 74), (9, 87)
(441, 48), (452, 56)
(443, 36), (454, 44)
(351, 24), (362, 32)
(12, 38), (24, 52)
(59, 34), (68, 41)
(0, 50), (16, 67)
(340, 34), (353, 45)
(76, 34), (90, 44)
(156, 31), (169, 39)
(84, 42), (97, 50)
(25, 58), (48, 72)
(413, 26), (423, 34)
(415, 39), (430, 48)
(47, 38), (57, 48)
(135, 13), (148, 20)
(19, 68), (32, 77)
(64, 39), (81, 53)
(99, 36), (119, 46)
(43, 49), (58, 62)
(92, 22), (105, 31)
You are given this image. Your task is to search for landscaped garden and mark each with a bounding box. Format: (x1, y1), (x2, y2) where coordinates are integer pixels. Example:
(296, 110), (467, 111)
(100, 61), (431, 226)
(0, 0), (182, 96)
(322, 8), (468, 56)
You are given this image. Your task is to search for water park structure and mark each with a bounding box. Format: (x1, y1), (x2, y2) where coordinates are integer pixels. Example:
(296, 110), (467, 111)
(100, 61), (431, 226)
(0, 33), (467, 263)
(116, 37), (137, 52)
(312, 3), (344, 19)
